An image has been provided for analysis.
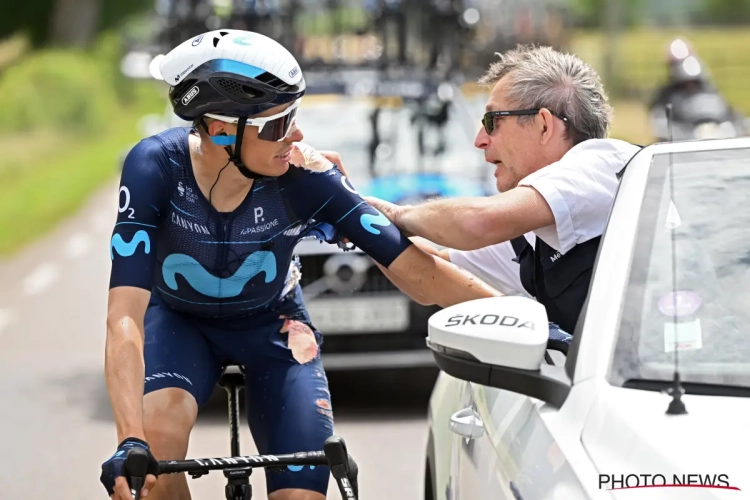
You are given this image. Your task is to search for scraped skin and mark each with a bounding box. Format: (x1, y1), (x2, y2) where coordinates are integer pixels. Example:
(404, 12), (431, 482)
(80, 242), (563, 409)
(315, 399), (333, 420)
(290, 142), (350, 178)
(280, 316), (319, 364)
(290, 142), (335, 172)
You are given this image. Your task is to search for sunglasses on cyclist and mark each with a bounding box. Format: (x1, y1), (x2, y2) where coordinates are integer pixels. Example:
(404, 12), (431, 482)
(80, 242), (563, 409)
(481, 108), (568, 135)
(206, 99), (300, 142)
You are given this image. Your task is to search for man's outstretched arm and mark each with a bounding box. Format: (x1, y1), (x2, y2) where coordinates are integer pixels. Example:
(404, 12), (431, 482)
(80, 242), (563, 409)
(365, 187), (555, 251)
(376, 245), (502, 307)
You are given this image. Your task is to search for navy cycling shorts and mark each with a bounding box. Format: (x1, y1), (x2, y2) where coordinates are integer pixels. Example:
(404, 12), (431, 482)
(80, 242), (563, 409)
(143, 286), (334, 495)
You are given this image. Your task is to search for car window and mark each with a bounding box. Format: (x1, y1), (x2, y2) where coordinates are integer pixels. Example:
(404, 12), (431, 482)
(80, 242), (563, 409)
(609, 147), (750, 389)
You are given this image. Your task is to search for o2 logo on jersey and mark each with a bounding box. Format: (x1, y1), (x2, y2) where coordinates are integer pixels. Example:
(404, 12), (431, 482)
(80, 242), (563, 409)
(119, 186), (135, 219)
(341, 176), (358, 195)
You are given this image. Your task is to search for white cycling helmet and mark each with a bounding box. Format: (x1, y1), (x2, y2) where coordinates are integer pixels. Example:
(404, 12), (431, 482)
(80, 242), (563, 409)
(159, 29), (306, 178)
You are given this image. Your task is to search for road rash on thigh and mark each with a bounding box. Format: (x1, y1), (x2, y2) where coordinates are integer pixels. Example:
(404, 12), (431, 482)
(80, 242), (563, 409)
(279, 315), (319, 364)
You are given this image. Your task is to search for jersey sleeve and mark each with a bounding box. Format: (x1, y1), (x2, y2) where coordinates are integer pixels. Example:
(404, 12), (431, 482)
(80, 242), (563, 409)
(284, 164), (412, 268)
(109, 137), (170, 291)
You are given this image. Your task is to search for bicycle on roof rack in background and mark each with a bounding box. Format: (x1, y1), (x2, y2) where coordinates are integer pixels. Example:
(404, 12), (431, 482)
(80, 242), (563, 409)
(124, 435), (359, 500)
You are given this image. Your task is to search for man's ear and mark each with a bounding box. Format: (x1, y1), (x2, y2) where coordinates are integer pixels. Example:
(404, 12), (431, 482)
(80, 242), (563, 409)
(538, 108), (557, 145)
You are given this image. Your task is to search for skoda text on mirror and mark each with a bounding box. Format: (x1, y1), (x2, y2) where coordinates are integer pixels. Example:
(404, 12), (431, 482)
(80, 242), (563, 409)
(444, 314), (535, 329)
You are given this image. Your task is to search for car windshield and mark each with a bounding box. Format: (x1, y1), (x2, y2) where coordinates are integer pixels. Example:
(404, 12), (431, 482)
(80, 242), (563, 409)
(610, 147), (750, 389)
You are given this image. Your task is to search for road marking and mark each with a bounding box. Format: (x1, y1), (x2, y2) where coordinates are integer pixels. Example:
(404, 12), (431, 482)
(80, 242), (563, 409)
(91, 212), (113, 234)
(0, 309), (12, 336)
(23, 263), (61, 296)
(65, 232), (93, 259)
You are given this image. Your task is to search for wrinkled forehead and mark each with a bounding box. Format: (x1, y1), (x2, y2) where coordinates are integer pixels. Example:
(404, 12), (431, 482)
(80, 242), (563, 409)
(484, 77), (512, 112)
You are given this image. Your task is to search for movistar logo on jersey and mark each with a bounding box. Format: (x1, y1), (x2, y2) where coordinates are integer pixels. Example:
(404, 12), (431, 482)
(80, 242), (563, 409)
(162, 251), (277, 298)
(111, 231), (151, 260)
(360, 210), (391, 235)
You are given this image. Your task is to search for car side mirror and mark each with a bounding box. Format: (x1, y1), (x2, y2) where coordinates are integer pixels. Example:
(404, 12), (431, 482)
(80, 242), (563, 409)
(426, 296), (571, 408)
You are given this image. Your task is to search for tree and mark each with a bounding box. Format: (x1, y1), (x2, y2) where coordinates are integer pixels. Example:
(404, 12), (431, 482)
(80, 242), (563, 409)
(698, 0), (750, 25)
(49, 0), (102, 47)
(0, 0), (153, 48)
(569, 0), (645, 28)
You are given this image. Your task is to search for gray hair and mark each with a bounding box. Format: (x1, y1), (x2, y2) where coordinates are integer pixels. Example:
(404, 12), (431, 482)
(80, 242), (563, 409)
(478, 45), (613, 144)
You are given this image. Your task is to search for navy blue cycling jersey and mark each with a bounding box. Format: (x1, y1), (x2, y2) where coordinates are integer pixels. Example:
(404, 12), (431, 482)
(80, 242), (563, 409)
(109, 127), (412, 318)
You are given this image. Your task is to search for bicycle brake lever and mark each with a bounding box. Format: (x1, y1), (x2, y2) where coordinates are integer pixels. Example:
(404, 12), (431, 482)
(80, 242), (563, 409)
(324, 436), (357, 499)
(347, 453), (360, 497)
(125, 448), (149, 500)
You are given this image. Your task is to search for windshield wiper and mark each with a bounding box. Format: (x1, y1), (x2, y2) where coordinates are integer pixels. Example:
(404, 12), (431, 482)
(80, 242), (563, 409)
(623, 379), (750, 398)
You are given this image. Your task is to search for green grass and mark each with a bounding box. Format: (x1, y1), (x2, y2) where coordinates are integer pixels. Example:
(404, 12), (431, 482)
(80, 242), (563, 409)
(0, 83), (162, 257)
(608, 99), (653, 144)
(0, 33), (29, 71)
(570, 28), (750, 114)
(565, 28), (750, 144)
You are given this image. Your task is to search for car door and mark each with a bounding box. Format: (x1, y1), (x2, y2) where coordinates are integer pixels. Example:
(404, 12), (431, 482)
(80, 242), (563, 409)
(429, 372), (470, 500)
(454, 361), (587, 499)
(453, 383), (527, 499)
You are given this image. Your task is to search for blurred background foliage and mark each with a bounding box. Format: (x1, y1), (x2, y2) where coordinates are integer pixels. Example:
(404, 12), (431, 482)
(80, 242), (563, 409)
(1, 0), (750, 255)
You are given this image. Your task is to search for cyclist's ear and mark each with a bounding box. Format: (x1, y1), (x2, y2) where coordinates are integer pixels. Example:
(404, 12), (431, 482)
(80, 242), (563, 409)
(205, 118), (234, 139)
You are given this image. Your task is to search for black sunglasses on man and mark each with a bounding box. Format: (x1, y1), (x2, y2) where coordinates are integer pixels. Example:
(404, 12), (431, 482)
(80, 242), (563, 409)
(482, 109), (569, 135)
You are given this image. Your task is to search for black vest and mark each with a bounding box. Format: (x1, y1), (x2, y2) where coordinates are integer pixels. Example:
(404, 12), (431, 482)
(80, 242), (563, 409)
(510, 235), (601, 333)
(508, 142), (643, 332)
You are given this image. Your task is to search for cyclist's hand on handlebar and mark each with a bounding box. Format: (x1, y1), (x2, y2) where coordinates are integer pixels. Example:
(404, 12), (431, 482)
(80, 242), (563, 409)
(100, 437), (159, 499)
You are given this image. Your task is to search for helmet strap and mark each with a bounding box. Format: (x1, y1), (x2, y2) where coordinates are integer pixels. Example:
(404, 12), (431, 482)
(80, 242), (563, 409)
(225, 117), (265, 180)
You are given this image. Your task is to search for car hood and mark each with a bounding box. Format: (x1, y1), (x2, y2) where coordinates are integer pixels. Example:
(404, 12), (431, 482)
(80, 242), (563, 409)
(581, 384), (750, 499)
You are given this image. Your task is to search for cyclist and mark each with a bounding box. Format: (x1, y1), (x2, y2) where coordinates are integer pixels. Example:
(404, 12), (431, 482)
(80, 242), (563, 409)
(649, 38), (715, 113)
(100, 29), (501, 500)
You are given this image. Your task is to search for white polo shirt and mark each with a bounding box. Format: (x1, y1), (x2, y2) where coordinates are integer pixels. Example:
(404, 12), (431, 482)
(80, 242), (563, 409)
(449, 138), (642, 296)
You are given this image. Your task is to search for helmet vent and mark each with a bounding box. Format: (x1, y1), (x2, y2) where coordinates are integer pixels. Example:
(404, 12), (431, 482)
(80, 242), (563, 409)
(255, 72), (294, 92)
(212, 77), (265, 103)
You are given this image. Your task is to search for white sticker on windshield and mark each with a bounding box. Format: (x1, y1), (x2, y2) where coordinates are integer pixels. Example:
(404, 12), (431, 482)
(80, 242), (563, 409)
(663, 319), (703, 352)
(665, 200), (682, 231)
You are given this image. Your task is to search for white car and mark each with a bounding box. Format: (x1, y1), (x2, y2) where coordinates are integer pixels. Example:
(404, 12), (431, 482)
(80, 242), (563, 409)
(424, 137), (750, 500)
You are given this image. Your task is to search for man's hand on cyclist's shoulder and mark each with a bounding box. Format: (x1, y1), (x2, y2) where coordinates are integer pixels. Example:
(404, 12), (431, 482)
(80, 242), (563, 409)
(290, 142), (351, 179)
(101, 437), (159, 499)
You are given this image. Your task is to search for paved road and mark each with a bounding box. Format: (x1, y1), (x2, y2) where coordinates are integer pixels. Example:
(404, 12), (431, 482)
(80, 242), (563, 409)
(0, 96), (490, 499)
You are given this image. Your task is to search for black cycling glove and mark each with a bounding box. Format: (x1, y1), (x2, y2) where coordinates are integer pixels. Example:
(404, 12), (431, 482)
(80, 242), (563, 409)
(100, 437), (159, 496)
